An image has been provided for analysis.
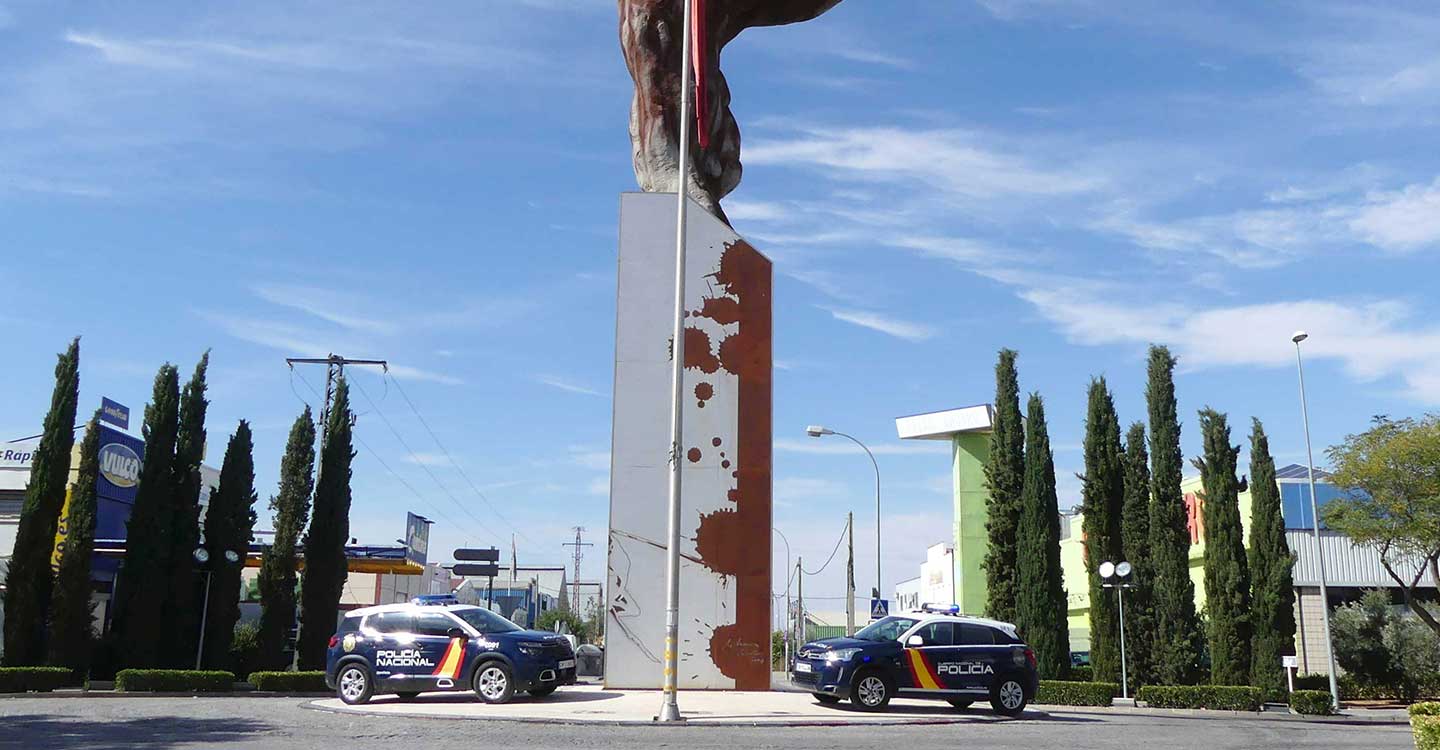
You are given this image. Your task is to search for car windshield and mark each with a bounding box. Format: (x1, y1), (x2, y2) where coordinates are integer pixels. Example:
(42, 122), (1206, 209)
(450, 607), (522, 634)
(853, 616), (919, 642)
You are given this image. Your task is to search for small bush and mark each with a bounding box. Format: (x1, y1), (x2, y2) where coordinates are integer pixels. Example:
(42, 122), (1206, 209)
(115, 670), (235, 692)
(1137, 685), (1265, 711)
(248, 671), (328, 693)
(1068, 665), (1094, 682)
(1290, 690), (1335, 715)
(229, 623), (262, 681)
(1036, 680), (1116, 706)
(1294, 673), (1330, 692)
(0, 667), (74, 693)
(1413, 702), (1440, 750)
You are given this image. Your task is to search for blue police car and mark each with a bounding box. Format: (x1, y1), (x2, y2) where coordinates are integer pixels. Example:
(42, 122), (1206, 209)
(325, 596), (577, 705)
(790, 605), (1039, 715)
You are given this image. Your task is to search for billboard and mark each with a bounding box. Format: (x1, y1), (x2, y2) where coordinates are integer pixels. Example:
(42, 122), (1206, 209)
(404, 512), (431, 566)
(99, 397), (130, 430)
(50, 423), (146, 577)
(605, 193), (772, 690)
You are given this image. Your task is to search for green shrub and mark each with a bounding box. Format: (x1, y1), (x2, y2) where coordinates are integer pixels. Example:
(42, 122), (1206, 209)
(114, 669), (235, 692)
(229, 623), (262, 681)
(1137, 685), (1265, 711)
(1068, 665), (1094, 682)
(248, 671), (328, 692)
(1290, 690), (1335, 715)
(1036, 680), (1116, 706)
(1294, 673), (1329, 692)
(1413, 703), (1440, 750)
(0, 667), (74, 693)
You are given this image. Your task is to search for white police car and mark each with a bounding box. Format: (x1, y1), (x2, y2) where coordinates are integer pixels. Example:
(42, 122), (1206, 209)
(790, 605), (1039, 714)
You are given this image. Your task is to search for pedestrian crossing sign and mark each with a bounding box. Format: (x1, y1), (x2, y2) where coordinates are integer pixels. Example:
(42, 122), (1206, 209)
(870, 599), (889, 619)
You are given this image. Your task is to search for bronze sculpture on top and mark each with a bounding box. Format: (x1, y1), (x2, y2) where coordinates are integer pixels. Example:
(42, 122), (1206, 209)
(620, 0), (844, 225)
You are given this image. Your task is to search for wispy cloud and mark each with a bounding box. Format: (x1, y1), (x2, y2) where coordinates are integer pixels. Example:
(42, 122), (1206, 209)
(252, 283), (400, 336)
(774, 439), (950, 456)
(403, 452), (453, 467)
(822, 307), (936, 342)
(389, 364), (464, 386)
(537, 374), (605, 397)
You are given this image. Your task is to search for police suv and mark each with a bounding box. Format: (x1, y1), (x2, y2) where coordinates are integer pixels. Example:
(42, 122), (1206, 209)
(325, 596), (577, 705)
(790, 605), (1039, 715)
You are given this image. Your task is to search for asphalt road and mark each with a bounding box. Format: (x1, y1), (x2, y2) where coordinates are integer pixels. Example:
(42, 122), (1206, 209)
(0, 696), (1415, 750)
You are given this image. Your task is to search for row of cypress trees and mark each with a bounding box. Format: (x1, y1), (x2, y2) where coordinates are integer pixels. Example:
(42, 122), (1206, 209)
(982, 345), (1296, 692)
(2, 338), (357, 676)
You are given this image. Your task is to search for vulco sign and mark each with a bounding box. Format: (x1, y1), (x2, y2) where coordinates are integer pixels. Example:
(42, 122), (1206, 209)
(99, 442), (141, 488)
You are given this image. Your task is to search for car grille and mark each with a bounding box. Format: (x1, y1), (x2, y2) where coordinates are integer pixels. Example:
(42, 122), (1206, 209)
(791, 670), (819, 686)
(543, 642), (574, 659)
(797, 647), (828, 659)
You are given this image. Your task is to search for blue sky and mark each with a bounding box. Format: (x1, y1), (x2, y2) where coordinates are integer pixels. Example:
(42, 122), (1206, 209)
(3, 1), (1439, 607)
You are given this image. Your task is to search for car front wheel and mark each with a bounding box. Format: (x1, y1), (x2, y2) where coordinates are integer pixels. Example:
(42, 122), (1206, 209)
(336, 664), (373, 706)
(850, 670), (892, 712)
(473, 662), (516, 704)
(990, 676), (1027, 716)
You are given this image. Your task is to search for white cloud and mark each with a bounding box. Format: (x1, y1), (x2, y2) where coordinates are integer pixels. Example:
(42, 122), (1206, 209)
(568, 447), (611, 471)
(536, 374), (605, 397)
(822, 307), (936, 342)
(586, 476), (609, 497)
(389, 364), (464, 386)
(724, 200), (788, 222)
(774, 439), (950, 456)
(252, 283), (400, 335)
(1349, 178), (1440, 252)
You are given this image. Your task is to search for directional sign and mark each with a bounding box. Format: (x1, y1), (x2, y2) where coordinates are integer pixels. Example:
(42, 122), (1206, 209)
(452, 563), (500, 578)
(870, 599), (889, 619)
(453, 547), (500, 562)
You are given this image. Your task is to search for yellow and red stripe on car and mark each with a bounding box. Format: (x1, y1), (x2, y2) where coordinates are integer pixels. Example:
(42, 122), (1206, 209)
(905, 649), (942, 690)
(432, 637), (465, 680)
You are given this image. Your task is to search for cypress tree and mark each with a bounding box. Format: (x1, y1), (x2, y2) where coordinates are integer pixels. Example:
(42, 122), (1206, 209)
(48, 411), (101, 676)
(982, 349), (1024, 623)
(1146, 345), (1202, 685)
(1247, 418), (1295, 695)
(114, 364), (180, 669)
(1080, 378), (1125, 684)
(297, 379), (355, 669)
(1193, 409), (1251, 685)
(200, 420), (258, 670)
(1015, 393), (1070, 679)
(160, 352), (209, 667)
(1120, 421), (1156, 688)
(2, 339), (79, 666)
(257, 408), (316, 670)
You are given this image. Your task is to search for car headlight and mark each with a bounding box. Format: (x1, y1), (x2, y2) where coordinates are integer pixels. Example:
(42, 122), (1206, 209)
(518, 642), (545, 655)
(825, 648), (861, 664)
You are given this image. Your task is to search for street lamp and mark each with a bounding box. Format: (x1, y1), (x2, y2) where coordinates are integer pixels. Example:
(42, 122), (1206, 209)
(1099, 560), (1134, 700)
(806, 425), (882, 604)
(194, 547), (244, 670)
(1292, 330), (1341, 709)
(773, 527), (792, 669)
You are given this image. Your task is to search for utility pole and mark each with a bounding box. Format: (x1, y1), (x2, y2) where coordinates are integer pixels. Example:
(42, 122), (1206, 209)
(562, 527), (593, 611)
(845, 512), (856, 636)
(796, 555), (805, 645)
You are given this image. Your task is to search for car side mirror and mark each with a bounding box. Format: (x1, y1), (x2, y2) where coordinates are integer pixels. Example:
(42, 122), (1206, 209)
(447, 627), (467, 639)
(906, 635), (924, 647)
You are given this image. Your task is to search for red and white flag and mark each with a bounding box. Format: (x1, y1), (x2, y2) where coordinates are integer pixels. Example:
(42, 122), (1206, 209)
(691, 0), (710, 149)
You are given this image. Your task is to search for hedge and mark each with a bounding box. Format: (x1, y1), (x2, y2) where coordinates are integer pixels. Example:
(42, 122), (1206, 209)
(1068, 665), (1094, 682)
(115, 670), (235, 692)
(1296, 672), (1440, 701)
(1035, 680), (1116, 706)
(248, 671), (329, 693)
(1289, 690), (1335, 716)
(1413, 703), (1440, 750)
(0, 667), (74, 693)
(1137, 685), (1266, 711)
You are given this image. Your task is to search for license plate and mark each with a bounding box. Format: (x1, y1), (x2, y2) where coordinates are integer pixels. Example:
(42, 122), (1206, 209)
(558, 659), (576, 669)
(794, 662), (812, 673)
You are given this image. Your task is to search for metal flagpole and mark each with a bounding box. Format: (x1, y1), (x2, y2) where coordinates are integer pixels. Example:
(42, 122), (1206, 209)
(1294, 333), (1340, 709)
(657, 0), (695, 724)
(1117, 586), (1129, 700)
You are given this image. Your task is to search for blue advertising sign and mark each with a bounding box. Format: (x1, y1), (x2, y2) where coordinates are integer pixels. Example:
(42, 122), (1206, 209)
(99, 397), (130, 430)
(404, 512), (431, 566)
(94, 424), (146, 541)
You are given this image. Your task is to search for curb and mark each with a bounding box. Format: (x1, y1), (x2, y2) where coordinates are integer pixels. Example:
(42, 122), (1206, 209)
(1035, 703), (1410, 726)
(0, 690), (332, 699)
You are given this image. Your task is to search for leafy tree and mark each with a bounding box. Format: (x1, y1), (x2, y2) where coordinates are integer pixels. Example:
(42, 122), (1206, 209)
(1120, 421), (1156, 688)
(47, 412), (101, 676)
(200, 421), (258, 670)
(983, 349), (1025, 623)
(3, 338), (80, 666)
(1015, 393), (1070, 679)
(160, 352), (209, 667)
(1246, 418), (1295, 695)
(1330, 589), (1440, 699)
(1192, 408), (1250, 686)
(257, 408), (316, 670)
(113, 363), (180, 669)
(536, 609), (592, 643)
(297, 379), (355, 669)
(1145, 345), (1202, 684)
(1079, 378), (1125, 683)
(1323, 415), (1440, 640)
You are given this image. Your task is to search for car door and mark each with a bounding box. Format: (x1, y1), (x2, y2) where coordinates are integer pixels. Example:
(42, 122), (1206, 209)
(953, 622), (1002, 690)
(367, 611), (418, 682)
(901, 621), (954, 692)
(414, 611), (466, 687)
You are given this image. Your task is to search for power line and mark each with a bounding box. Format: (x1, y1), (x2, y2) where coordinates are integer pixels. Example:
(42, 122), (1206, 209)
(801, 517), (850, 576)
(383, 372), (537, 547)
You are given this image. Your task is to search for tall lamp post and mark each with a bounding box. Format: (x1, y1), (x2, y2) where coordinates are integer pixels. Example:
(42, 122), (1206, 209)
(1292, 330), (1341, 709)
(806, 426), (881, 603)
(1099, 561), (1134, 700)
(194, 547), (242, 670)
(773, 527), (792, 669)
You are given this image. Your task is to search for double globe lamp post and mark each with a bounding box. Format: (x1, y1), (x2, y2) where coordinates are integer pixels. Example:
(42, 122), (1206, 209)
(1099, 560), (1134, 700)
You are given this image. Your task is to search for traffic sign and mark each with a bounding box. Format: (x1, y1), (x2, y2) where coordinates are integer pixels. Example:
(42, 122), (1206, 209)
(452, 563), (500, 578)
(453, 547), (500, 562)
(870, 599), (889, 619)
